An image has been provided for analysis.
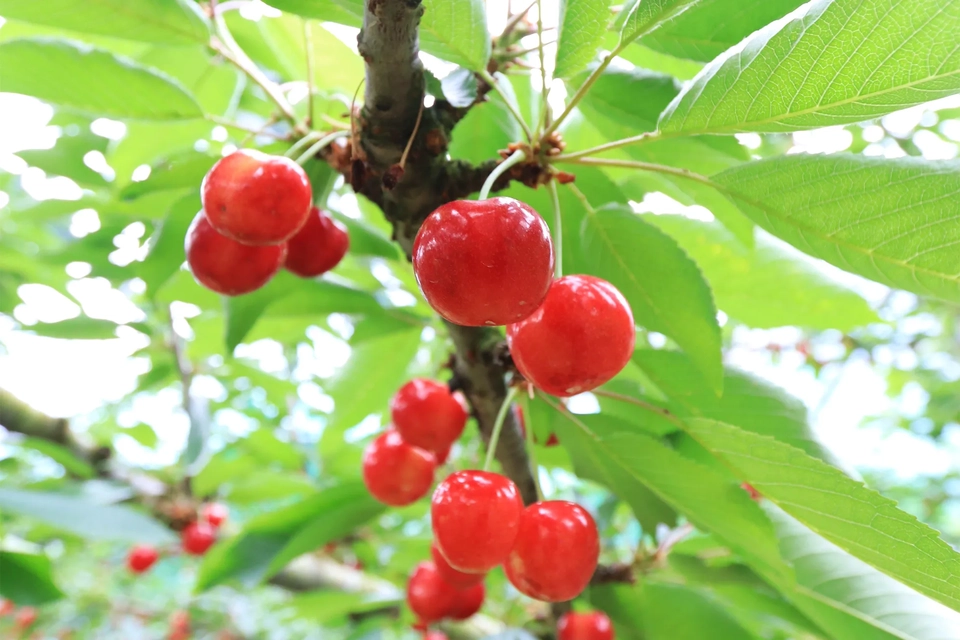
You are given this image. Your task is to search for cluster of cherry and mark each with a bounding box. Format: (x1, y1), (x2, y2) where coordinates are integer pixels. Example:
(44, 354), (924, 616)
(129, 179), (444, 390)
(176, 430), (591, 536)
(126, 503), (229, 575)
(185, 149), (349, 296)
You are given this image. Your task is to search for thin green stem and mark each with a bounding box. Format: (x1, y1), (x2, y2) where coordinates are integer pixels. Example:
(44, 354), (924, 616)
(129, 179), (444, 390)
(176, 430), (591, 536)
(483, 386), (522, 472)
(535, 0), (549, 136)
(294, 130), (350, 165)
(479, 149), (527, 200)
(554, 156), (717, 191)
(591, 389), (684, 428)
(542, 43), (622, 140)
(284, 130), (325, 158)
(205, 114), (289, 141)
(553, 130), (662, 161)
(303, 19), (315, 128)
(547, 180), (562, 278)
(479, 70), (534, 141)
(523, 396), (544, 501)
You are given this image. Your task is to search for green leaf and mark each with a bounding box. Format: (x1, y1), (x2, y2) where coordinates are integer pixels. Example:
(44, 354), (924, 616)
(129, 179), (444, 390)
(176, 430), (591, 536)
(17, 115), (110, 188)
(227, 471), (315, 505)
(448, 94), (520, 165)
(641, 582), (758, 640)
(0, 488), (176, 544)
(439, 68), (479, 108)
(616, 0), (701, 43)
(136, 192), (197, 294)
(580, 207), (722, 392)
(641, 0), (808, 62)
(712, 155), (960, 304)
(0, 38), (203, 120)
(289, 591), (402, 624)
(419, 0), (491, 72)
(19, 438), (96, 478)
(262, 0), (363, 27)
(648, 215), (877, 331)
(27, 317), (121, 340)
(120, 151), (216, 201)
(0, 0), (210, 45)
(684, 419), (960, 612)
(660, 0), (960, 134)
(0, 552), (64, 606)
(555, 0), (610, 79)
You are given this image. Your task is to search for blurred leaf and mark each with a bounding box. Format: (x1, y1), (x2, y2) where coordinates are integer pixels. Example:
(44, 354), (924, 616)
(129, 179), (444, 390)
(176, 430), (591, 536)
(194, 447), (258, 497)
(119, 150), (216, 200)
(0, 551), (64, 606)
(555, 0), (609, 79)
(136, 192), (197, 294)
(289, 591), (401, 624)
(419, 0), (491, 72)
(0, 38), (203, 119)
(16, 116), (110, 188)
(641, 582), (757, 640)
(616, 0), (700, 43)
(19, 438), (96, 478)
(26, 317), (121, 340)
(0, 0), (210, 44)
(245, 429), (304, 470)
(439, 68), (479, 108)
(228, 470), (315, 505)
(122, 423), (159, 448)
(0, 488), (176, 544)
(262, 0), (363, 27)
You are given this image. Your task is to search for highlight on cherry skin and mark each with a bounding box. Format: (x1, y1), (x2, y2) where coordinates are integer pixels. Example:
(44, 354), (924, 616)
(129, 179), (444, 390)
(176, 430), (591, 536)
(412, 197), (555, 327)
(284, 206), (350, 278)
(558, 611), (616, 640)
(362, 430), (437, 507)
(508, 274), (635, 397)
(201, 149), (313, 246)
(391, 378), (468, 455)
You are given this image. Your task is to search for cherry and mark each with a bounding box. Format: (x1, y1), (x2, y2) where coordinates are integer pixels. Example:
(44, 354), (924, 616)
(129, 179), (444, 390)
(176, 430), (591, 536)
(504, 501), (600, 602)
(412, 197), (554, 326)
(185, 212), (286, 296)
(201, 149), (312, 246)
(127, 544), (159, 573)
(431, 470), (524, 573)
(0, 599), (14, 616)
(391, 379), (468, 454)
(181, 521), (217, 556)
(449, 582), (485, 620)
(507, 275), (635, 397)
(424, 633), (448, 640)
(15, 607), (37, 630)
(430, 542), (485, 588)
(202, 502), (229, 528)
(362, 431), (436, 506)
(284, 207), (350, 278)
(169, 610), (191, 640)
(435, 444), (451, 465)
(558, 611), (615, 640)
(406, 561), (460, 624)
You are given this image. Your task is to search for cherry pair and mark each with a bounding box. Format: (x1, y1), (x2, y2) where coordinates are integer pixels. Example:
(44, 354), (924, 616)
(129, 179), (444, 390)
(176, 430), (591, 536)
(406, 560), (485, 625)
(413, 197), (635, 397)
(185, 149), (349, 296)
(126, 502), (228, 573)
(431, 470), (599, 602)
(362, 379), (467, 506)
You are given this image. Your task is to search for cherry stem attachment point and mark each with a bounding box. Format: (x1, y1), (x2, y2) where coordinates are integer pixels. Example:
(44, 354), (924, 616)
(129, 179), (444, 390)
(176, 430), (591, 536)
(483, 385), (522, 472)
(547, 180), (562, 278)
(479, 149), (527, 201)
(294, 130), (350, 166)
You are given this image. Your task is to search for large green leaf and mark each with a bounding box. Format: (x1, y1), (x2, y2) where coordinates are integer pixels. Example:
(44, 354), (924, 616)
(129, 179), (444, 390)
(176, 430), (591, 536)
(641, 582), (758, 640)
(580, 207), (722, 392)
(0, 38), (203, 120)
(616, 0), (701, 43)
(0, 488), (175, 544)
(649, 215), (877, 331)
(419, 0), (490, 72)
(0, 0), (209, 44)
(684, 419), (960, 612)
(641, 0), (808, 62)
(135, 192), (196, 294)
(712, 155), (960, 303)
(27, 317), (122, 340)
(262, 0), (363, 27)
(555, 0), (610, 79)
(0, 552), (64, 606)
(660, 0), (960, 134)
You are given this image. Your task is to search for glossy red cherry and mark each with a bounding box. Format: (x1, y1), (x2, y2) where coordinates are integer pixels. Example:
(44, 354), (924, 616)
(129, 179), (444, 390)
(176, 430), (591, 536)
(432, 470), (524, 573)
(201, 149), (312, 245)
(15, 607), (37, 629)
(412, 197), (554, 326)
(558, 611), (615, 640)
(284, 207), (350, 277)
(449, 582), (485, 620)
(406, 561), (459, 624)
(362, 431), (436, 506)
(507, 275), (635, 397)
(181, 521), (217, 556)
(202, 502), (229, 528)
(431, 542), (485, 588)
(392, 379), (469, 454)
(185, 212), (286, 296)
(504, 501), (600, 602)
(127, 544), (159, 573)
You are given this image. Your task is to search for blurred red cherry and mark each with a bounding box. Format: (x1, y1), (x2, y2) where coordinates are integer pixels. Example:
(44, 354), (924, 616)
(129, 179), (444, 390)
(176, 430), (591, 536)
(362, 431), (436, 506)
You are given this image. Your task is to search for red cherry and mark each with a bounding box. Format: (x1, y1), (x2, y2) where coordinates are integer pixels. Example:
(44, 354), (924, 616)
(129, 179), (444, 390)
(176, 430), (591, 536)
(391, 379), (469, 454)
(201, 149), (312, 246)
(185, 212), (286, 296)
(424, 632), (448, 640)
(507, 275), (635, 397)
(284, 207), (350, 277)
(0, 599), (15, 616)
(435, 444), (452, 465)
(558, 611), (615, 640)
(431, 470), (524, 573)
(127, 544), (159, 573)
(412, 197), (554, 326)
(430, 542), (485, 588)
(449, 582), (485, 620)
(181, 521), (217, 556)
(202, 503), (229, 528)
(504, 501), (599, 602)
(362, 431), (436, 506)
(15, 607), (37, 629)
(169, 610), (191, 640)
(406, 561), (459, 624)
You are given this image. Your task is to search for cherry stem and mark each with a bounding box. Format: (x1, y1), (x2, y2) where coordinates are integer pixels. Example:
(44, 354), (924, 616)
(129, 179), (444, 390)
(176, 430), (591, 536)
(479, 149), (527, 201)
(555, 156), (717, 192)
(483, 385), (521, 472)
(551, 130), (662, 161)
(535, 0), (550, 136)
(294, 130), (350, 166)
(547, 180), (562, 278)
(398, 99), (425, 169)
(285, 130), (325, 158)
(303, 19), (315, 128)
(541, 41), (624, 141)
(523, 396), (545, 501)
(479, 70), (533, 141)
(591, 389), (684, 428)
